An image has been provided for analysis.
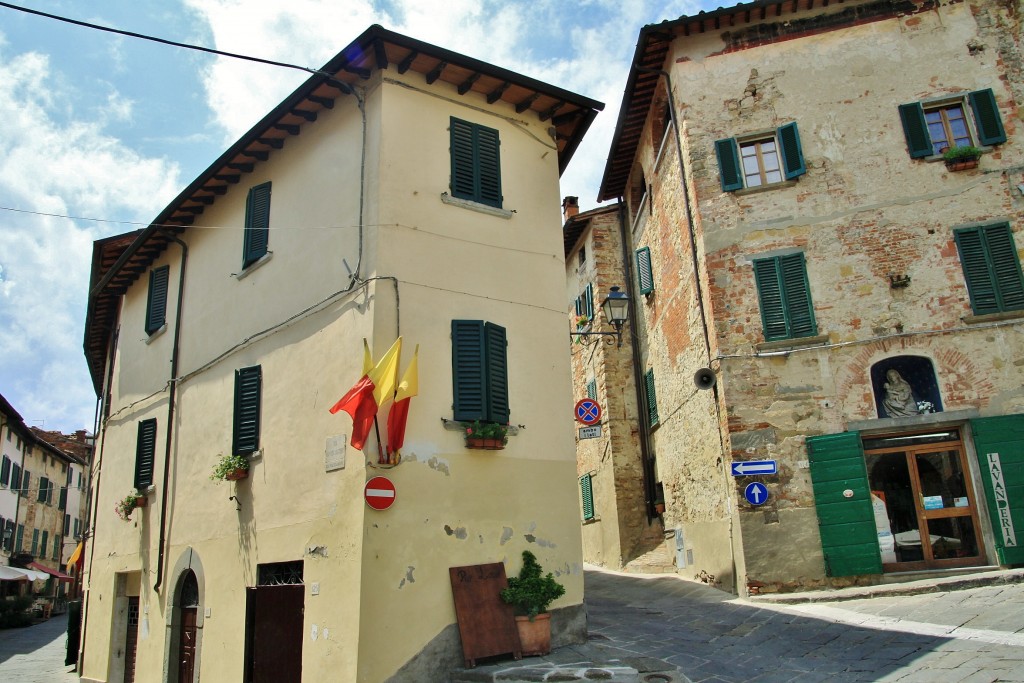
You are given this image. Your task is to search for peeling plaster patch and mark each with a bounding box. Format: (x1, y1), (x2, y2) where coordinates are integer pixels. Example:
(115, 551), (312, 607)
(524, 534), (536, 544)
(500, 527), (513, 545)
(427, 456), (450, 476)
(398, 566), (416, 589)
(479, 535), (484, 544)
(444, 525), (468, 539)
(311, 624), (319, 641)
(305, 545), (329, 558)
(523, 534), (555, 548)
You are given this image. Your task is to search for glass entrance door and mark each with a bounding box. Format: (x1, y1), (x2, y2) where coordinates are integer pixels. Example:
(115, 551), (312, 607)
(864, 429), (985, 570)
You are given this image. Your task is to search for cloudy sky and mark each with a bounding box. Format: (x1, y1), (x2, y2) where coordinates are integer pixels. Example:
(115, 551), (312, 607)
(0, 0), (712, 433)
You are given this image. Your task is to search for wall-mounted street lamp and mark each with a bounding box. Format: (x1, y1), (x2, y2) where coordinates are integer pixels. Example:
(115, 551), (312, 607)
(572, 286), (630, 347)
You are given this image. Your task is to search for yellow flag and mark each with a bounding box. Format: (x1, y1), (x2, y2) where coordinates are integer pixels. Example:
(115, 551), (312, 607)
(394, 345), (419, 403)
(369, 337), (402, 407)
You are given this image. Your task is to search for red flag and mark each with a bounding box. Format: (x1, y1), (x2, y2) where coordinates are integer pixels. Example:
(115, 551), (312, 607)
(329, 375), (377, 449)
(387, 346), (419, 458)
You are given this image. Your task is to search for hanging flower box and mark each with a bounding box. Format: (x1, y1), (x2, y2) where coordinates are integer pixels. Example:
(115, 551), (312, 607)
(462, 421), (508, 450)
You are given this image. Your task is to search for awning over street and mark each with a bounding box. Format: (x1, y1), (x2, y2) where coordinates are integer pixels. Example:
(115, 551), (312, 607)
(0, 565), (30, 581)
(28, 561), (74, 582)
(2, 566), (49, 581)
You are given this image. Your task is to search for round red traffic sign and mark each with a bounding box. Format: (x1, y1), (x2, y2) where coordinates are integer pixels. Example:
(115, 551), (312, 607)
(575, 398), (602, 425)
(364, 476), (396, 510)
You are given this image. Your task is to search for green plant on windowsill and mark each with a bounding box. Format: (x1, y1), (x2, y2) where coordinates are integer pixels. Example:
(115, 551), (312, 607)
(500, 550), (566, 620)
(461, 420), (509, 448)
(210, 453), (250, 481)
(941, 145), (983, 167)
(115, 491), (146, 522)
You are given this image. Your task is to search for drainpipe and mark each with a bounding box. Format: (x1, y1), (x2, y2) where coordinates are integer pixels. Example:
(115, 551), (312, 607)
(614, 200), (659, 522)
(154, 234), (188, 594)
(633, 64), (738, 591)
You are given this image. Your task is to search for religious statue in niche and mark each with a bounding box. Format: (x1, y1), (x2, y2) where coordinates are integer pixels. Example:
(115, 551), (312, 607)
(882, 369), (920, 417)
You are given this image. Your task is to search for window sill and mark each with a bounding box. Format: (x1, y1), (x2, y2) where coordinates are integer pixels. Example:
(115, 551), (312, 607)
(582, 517), (600, 526)
(963, 309), (1024, 325)
(233, 251), (273, 280)
(440, 193), (514, 219)
(144, 325), (167, 345)
(756, 334), (829, 352)
(733, 179), (798, 196)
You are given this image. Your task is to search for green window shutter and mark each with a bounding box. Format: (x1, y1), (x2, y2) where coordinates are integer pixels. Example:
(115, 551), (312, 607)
(58, 486), (67, 511)
(134, 418), (157, 490)
(971, 415), (1024, 564)
(715, 137), (743, 191)
(779, 253), (817, 337)
(777, 122), (806, 179)
(233, 365), (262, 455)
(450, 117), (502, 208)
(21, 470), (29, 497)
(31, 529), (39, 554)
(0, 456), (8, 485)
(64, 514), (70, 536)
(484, 322), (510, 424)
(584, 283), (594, 319)
(53, 536), (60, 561)
(645, 369), (659, 427)
(41, 531), (48, 557)
(753, 258), (789, 341)
(636, 247), (654, 295)
(452, 320), (487, 421)
(968, 89), (1006, 147)
(580, 474), (595, 521)
(11, 464), (20, 494)
(806, 432), (883, 577)
(955, 224), (1024, 315)
(15, 524), (23, 552)
(586, 379), (597, 401)
(38, 477), (48, 503)
(898, 102), (932, 158)
(243, 182), (272, 268)
(145, 266), (169, 335)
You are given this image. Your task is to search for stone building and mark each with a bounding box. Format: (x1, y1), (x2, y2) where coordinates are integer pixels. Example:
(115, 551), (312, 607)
(81, 26), (601, 683)
(579, 0), (1024, 594)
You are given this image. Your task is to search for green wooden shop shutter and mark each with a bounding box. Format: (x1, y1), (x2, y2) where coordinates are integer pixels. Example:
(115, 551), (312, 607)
(233, 365), (262, 455)
(955, 224), (1024, 315)
(715, 138), (743, 192)
(777, 122), (806, 180)
(134, 418), (157, 490)
(968, 89), (1006, 147)
(898, 102), (932, 158)
(580, 474), (595, 521)
(145, 266), (169, 335)
(243, 182), (272, 268)
(969, 415), (1024, 565)
(636, 247), (654, 295)
(807, 432), (882, 577)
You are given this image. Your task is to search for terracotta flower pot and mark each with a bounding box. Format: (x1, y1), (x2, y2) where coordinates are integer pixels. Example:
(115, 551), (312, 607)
(483, 438), (504, 450)
(225, 468), (249, 481)
(514, 613), (552, 656)
(134, 497), (148, 509)
(945, 158), (979, 171)
(466, 437), (486, 449)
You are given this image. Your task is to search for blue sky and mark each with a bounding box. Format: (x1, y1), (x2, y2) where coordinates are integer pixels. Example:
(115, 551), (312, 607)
(0, 0), (711, 432)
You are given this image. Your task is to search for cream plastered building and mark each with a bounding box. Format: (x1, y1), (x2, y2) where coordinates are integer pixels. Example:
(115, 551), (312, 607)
(582, 0), (1024, 594)
(80, 26), (602, 683)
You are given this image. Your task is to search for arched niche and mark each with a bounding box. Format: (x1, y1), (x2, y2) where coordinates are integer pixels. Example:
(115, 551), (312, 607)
(871, 355), (943, 418)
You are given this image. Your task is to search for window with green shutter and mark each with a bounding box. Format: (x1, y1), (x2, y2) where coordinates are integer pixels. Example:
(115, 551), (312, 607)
(64, 514), (71, 536)
(753, 252), (818, 341)
(233, 365), (263, 455)
(575, 283), (595, 327)
(450, 117), (502, 208)
(145, 265), (169, 335)
(135, 419), (157, 490)
(636, 247), (655, 295)
(16, 524), (24, 552)
(52, 536), (60, 561)
(715, 122), (806, 192)
(644, 369), (659, 427)
(451, 320), (510, 423)
(31, 529), (39, 555)
(58, 486), (67, 511)
(11, 463), (20, 494)
(586, 379), (597, 401)
(37, 477), (49, 503)
(20, 470), (29, 498)
(899, 89), (1006, 158)
(954, 223), (1024, 315)
(0, 455), (9, 485)
(243, 182), (272, 268)
(41, 530), (48, 557)
(580, 474), (595, 521)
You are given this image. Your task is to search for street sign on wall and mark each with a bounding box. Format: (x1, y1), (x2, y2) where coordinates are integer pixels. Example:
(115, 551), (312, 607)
(579, 425), (602, 440)
(744, 482), (769, 506)
(574, 399), (602, 425)
(731, 460), (777, 476)
(364, 476), (396, 510)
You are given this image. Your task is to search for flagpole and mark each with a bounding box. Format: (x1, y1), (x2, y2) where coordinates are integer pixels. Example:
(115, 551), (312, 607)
(373, 415), (386, 464)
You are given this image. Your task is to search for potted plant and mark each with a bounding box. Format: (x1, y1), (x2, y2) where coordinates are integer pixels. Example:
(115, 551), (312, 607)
(462, 421), (509, 450)
(115, 492), (146, 522)
(210, 453), (250, 481)
(942, 145), (982, 171)
(500, 550), (566, 656)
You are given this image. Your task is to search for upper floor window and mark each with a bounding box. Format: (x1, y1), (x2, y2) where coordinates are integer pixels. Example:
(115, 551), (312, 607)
(899, 89), (1006, 158)
(574, 283), (594, 328)
(636, 247), (655, 296)
(716, 122), (805, 192)
(243, 182), (272, 268)
(233, 365), (263, 455)
(451, 320), (509, 424)
(753, 252), (817, 342)
(145, 265), (169, 335)
(135, 419), (157, 490)
(0, 455), (9, 486)
(450, 117), (502, 208)
(954, 223), (1024, 316)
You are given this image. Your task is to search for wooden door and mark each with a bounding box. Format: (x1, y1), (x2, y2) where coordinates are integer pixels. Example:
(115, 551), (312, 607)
(248, 585), (303, 683)
(123, 597), (139, 683)
(177, 607), (197, 683)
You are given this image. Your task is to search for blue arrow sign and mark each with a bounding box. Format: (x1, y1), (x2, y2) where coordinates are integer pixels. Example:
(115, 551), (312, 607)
(744, 482), (769, 506)
(731, 460), (777, 476)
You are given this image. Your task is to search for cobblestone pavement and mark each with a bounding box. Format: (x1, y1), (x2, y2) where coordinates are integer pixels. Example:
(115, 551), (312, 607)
(585, 569), (1024, 683)
(0, 615), (78, 683)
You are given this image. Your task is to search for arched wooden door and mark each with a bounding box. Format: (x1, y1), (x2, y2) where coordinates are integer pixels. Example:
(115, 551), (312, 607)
(177, 571), (199, 683)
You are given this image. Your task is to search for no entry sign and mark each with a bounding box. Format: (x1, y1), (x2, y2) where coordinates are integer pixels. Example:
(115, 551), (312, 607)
(364, 476), (396, 511)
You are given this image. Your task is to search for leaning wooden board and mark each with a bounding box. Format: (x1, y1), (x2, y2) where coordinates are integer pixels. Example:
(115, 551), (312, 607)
(448, 562), (522, 667)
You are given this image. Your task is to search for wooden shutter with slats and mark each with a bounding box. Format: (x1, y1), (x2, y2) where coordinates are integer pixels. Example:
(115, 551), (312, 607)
(715, 138), (743, 191)
(146, 266), (169, 335)
(777, 122), (806, 179)
(243, 182), (272, 268)
(233, 366), (262, 455)
(898, 102), (932, 158)
(135, 418), (157, 489)
(636, 247), (654, 295)
(968, 89), (1006, 147)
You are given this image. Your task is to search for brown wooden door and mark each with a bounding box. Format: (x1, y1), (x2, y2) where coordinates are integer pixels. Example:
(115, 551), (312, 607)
(249, 585), (303, 683)
(123, 597), (139, 683)
(177, 607), (197, 683)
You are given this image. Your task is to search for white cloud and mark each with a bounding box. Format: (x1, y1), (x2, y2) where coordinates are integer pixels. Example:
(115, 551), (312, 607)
(0, 43), (182, 431)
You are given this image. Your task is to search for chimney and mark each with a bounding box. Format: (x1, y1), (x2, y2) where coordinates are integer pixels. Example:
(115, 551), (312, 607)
(75, 430), (87, 443)
(562, 196), (579, 222)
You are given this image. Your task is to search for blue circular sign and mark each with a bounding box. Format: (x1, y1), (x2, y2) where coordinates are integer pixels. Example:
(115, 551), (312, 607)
(744, 482), (769, 506)
(575, 398), (601, 425)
